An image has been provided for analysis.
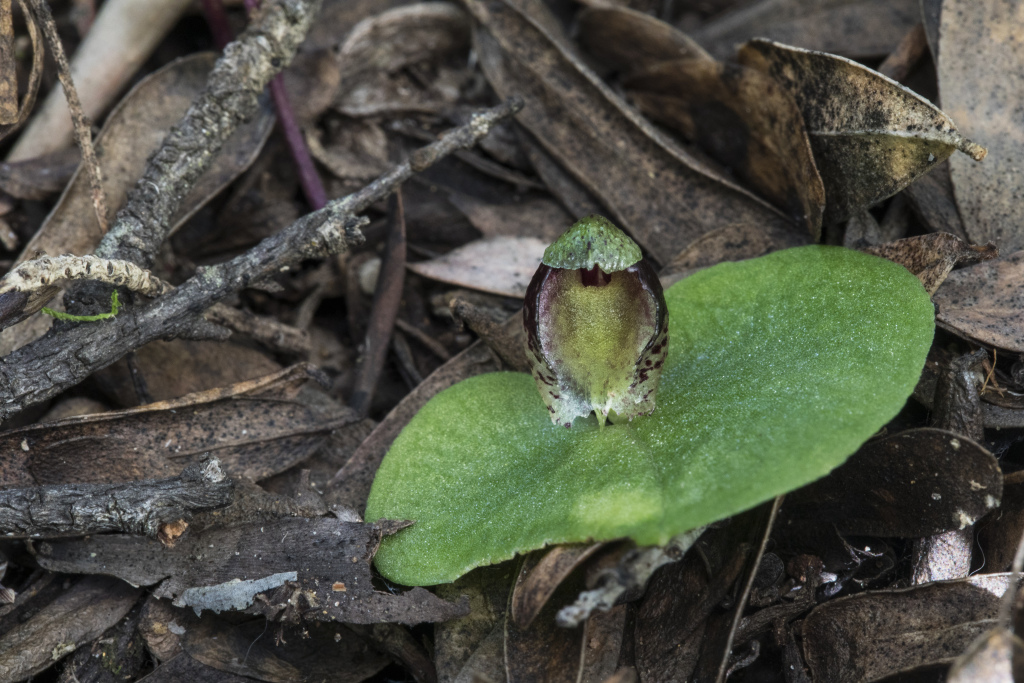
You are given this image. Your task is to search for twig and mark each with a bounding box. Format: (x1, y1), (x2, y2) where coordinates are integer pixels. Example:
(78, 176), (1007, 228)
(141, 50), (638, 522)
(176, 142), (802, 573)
(92, 0), (323, 270)
(205, 303), (311, 357)
(395, 318), (451, 361)
(556, 526), (706, 627)
(0, 458), (232, 538)
(351, 191), (406, 417)
(25, 0), (108, 232)
(0, 98), (523, 421)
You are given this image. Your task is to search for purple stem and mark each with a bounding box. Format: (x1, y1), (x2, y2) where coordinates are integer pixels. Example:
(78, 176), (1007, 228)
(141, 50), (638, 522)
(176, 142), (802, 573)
(225, 0), (326, 211)
(199, 0), (233, 51)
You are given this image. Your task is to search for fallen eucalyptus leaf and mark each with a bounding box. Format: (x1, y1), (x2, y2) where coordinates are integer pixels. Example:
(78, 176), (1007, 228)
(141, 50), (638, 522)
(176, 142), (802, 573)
(408, 236), (547, 298)
(939, 0), (1024, 252)
(0, 365), (352, 487)
(739, 39), (985, 224)
(366, 246), (934, 584)
(449, 194), (571, 242)
(933, 251), (1024, 352)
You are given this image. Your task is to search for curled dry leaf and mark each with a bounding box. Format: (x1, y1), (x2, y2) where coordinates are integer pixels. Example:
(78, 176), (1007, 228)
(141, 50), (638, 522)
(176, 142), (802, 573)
(465, 0), (791, 265)
(623, 59), (825, 238)
(0, 0), (43, 143)
(939, 0), (1024, 252)
(781, 428), (1002, 538)
(0, 147), (80, 200)
(979, 472), (1024, 574)
(407, 236), (546, 298)
(0, 365), (352, 488)
(434, 564), (516, 681)
(694, 0), (920, 60)
(739, 39), (986, 225)
(864, 232), (998, 295)
(802, 574), (1014, 683)
(933, 251), (1024, 352)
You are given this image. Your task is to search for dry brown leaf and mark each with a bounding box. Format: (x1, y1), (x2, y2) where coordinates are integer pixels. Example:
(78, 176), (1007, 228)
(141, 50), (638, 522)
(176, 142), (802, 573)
(802, 574), (1014, 683)
(864, 232), (997, 295)
(0, 365), (354, 488)
(0, 53), (273, 356)
(407, 236), (546, 298)
(465, 0), (792, 266)
(695, 0), (920, 60)
(933, 251), (1024, 352)
(939, 0), (1024, 252)
(739, 39), (985, 225)
(623, 59), (825, 237)
(0, 147), (80, 200)
(948, 628), (1021, 683)
(576, 6), (711, 78)
(93, 339), (282, 406)
(306, 120), (389, 180)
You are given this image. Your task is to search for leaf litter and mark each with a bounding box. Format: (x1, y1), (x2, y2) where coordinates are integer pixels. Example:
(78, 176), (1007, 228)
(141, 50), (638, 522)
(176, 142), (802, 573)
(0, 0), (1023, 681)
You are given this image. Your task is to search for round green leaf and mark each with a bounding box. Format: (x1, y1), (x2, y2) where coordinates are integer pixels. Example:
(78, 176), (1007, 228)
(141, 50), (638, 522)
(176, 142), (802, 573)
(365, 246), (935, 585)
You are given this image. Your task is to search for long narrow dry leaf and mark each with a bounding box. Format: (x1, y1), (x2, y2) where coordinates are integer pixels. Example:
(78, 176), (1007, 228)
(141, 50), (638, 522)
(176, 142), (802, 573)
(463, 0), (794, 265)
(939, 0), (1024, 252)
(739, 39), (985, 224)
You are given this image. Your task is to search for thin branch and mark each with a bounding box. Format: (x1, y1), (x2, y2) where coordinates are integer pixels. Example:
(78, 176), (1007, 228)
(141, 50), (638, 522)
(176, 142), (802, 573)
(351, 190), (406, 417)
(0, 98), (523, 421)
(0, 458), (232, 538)
(25, 0), (108, 232)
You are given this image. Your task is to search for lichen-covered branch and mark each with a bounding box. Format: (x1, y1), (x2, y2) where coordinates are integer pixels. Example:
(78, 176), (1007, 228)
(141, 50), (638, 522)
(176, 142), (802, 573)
(0, 98), (522, 421)
(94, 0), (322, 269)
(0, 459), (232, 538)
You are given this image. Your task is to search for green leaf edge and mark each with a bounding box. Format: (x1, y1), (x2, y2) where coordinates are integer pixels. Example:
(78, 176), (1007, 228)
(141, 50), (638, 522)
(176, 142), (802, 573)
(366, 246), (935, 585)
